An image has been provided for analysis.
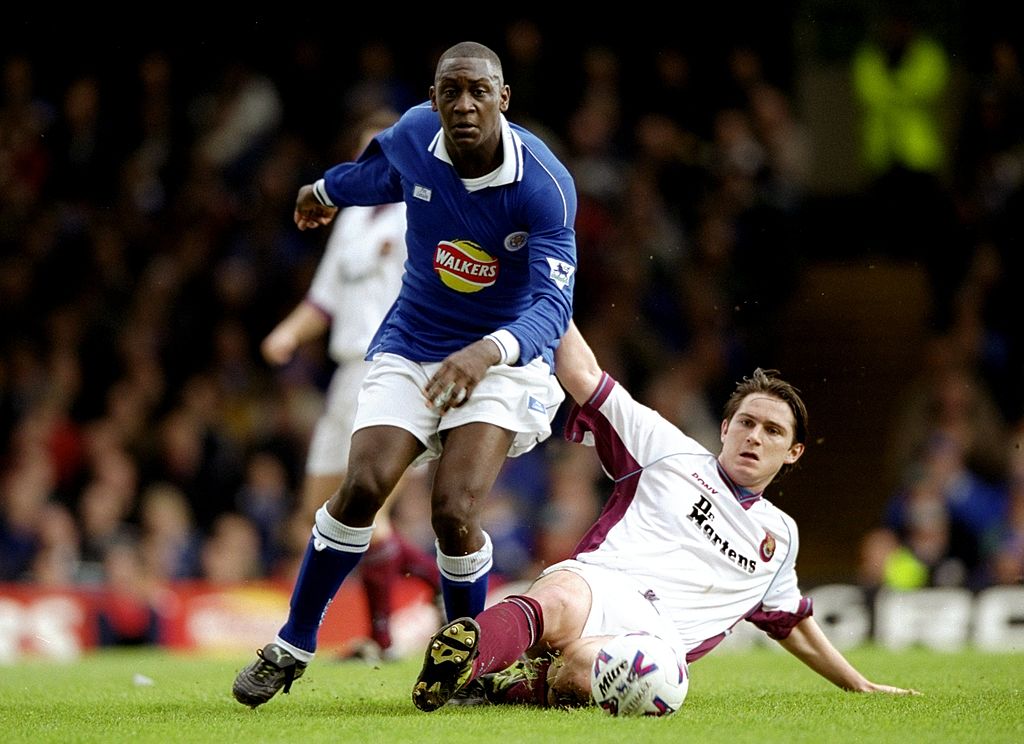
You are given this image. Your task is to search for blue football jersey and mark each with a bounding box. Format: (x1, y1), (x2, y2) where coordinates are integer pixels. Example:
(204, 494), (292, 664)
(320, 103), (577, 368)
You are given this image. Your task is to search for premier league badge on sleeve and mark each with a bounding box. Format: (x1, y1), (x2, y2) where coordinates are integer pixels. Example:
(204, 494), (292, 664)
(546, 257), (575, 290)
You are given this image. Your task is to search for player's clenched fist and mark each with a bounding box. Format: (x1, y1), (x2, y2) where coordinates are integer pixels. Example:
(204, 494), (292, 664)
(294, 184), (338, 230)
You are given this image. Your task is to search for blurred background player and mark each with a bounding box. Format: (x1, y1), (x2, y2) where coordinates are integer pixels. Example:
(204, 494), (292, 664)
(232, 41), (576, 708)
(259, 109), (440, 661)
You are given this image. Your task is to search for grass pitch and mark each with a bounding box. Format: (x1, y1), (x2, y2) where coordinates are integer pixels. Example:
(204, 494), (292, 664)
(0, 645), (1019, 743)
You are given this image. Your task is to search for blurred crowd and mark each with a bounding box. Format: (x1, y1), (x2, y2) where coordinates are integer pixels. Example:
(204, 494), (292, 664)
(2, 12), (1024, 641)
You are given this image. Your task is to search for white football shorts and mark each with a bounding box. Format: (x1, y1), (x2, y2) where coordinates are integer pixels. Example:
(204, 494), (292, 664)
(305, 359), (373, 476)
(540, 558), (686, 654)
(352, 352), (565, 465)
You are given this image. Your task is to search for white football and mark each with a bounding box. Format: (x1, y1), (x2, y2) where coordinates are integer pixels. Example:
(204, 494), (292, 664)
(591, 632), (689, 717)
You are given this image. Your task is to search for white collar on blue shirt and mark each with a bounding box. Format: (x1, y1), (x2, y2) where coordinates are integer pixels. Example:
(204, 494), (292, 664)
(428, 113), (524, 189)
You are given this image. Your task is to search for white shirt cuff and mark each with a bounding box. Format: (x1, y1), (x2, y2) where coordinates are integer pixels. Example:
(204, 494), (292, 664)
(312, 178), (335, 207)
(485, 330), (520, 365)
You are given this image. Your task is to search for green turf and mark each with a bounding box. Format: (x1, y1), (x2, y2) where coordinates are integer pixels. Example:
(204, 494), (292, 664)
(0, 646), (1019, 743)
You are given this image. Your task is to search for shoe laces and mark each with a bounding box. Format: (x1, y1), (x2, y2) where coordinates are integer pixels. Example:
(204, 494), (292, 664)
(254, 647), (300, 693)
(489, 657), (540, 693)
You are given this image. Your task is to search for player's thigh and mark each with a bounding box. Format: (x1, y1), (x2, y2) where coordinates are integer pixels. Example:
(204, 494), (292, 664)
(333, 425), (424, 520)
(352, 353), (440, 460)
(347, 425), (423, 486)
(433, 422), (514, 501)
(525, 569), (592, 648)
(539, 560), (675, 640)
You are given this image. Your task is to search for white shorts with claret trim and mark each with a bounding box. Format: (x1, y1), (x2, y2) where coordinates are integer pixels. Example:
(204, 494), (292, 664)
(540, 559), (685, 652)
(352, 352), (565, 466)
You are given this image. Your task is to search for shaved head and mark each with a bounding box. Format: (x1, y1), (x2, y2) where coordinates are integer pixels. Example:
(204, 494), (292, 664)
(435, 41), (503, 84)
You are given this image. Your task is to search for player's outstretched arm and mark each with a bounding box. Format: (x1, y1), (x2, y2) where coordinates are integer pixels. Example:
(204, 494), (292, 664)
(777, 616), (920, 695)
(261, 301), (329, 366)
(554, 320), (604, 405)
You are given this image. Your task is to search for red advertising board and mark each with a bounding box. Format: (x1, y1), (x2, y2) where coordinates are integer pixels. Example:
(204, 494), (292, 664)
(0, 578), (439, 663)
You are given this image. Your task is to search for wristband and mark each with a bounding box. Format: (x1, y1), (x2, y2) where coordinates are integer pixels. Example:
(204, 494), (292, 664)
(485, 330), (520, 365)
(312, 178), (335, 207)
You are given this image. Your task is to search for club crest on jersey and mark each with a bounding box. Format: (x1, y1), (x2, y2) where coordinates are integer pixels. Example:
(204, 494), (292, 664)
(759, 532), (776, 562)
(504, 231), (528, 252)
(434, 240), (499, 293)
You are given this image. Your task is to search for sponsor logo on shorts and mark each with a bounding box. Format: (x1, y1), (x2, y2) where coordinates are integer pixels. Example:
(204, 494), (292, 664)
(434, 240), (499, 293)
(528, 396), (545, 414)
(413, 184), (432, 201)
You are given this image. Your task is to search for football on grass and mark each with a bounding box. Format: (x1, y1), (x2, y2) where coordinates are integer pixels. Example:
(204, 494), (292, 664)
(591, 632), (689, 717)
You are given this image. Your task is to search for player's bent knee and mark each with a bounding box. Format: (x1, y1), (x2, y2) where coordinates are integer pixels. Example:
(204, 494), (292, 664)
(429, 493), (483, 541)
(336, 467), (398, 522)
(527, 572), (591, 642)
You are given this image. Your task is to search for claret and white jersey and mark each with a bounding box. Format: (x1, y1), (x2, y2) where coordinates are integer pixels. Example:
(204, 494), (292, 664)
(307, 203), (408, 364)
(563, 373), (813, 661)
(302, 202), (409, 475)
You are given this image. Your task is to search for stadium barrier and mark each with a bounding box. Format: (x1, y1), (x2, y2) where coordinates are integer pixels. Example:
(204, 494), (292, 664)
(0, 577), (440, 664)
(0, 582), (1021, 663)
(719, 584), (1024, 653)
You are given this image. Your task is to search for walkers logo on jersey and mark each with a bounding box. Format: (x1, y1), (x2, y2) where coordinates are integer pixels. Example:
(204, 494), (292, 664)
(434, 240), (499, 293)
(759, 532), (776, 562)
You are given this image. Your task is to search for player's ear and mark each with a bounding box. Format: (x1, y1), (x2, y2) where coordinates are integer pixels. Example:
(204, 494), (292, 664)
(719, 419), (729, 443)
(784, 442), (805, 464)
(499, 85), (510, 112)
(429, 86), (438, 111)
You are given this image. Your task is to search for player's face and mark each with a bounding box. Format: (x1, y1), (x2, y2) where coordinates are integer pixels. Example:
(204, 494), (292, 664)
(430, 57), (509, 174)
(718, 394), (804, 492)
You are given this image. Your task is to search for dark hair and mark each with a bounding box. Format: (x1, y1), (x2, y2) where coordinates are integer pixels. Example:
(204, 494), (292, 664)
(723, 368), (809, 478)
(435, 41), (503, 83)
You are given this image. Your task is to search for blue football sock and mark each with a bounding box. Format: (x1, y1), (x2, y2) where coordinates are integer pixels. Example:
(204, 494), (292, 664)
(440, 574), (490, 620)
(436, 531), (494, 620)
(278, 506), (373, 653)
(278, 536), (361, 652)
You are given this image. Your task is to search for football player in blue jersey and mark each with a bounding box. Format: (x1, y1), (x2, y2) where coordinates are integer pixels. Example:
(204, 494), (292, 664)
(234, 41), (577, 708)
